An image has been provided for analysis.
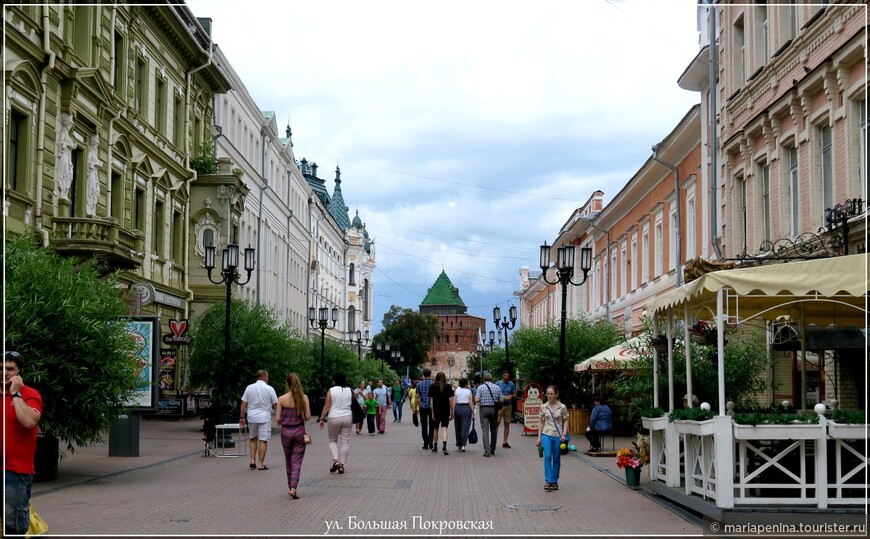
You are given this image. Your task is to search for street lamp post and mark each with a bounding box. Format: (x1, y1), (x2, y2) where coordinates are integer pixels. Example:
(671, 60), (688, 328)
(539, 242), (593, 366)
(348, 329), (369, 360)
(204, 243), (256, 427)
(375, 342), (390, 378)
(493, 305), (517, 377)
(309, 305), (338, 416)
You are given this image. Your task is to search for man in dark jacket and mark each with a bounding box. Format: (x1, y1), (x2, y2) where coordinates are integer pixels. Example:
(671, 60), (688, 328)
(585, 396), (613, 452)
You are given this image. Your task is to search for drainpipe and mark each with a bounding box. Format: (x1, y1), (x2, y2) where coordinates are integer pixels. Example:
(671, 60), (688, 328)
(652, 144), (683, 287)
(256, 129), (267, 304)
(707, 1), (723, 260)
(34, 7), (56, 246)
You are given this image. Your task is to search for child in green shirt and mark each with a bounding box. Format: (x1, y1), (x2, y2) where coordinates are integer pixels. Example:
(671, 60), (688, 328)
(364, 392), (378, 435)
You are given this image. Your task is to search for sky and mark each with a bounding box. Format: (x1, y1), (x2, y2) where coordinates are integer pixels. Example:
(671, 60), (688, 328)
(185, 0), (702, 336)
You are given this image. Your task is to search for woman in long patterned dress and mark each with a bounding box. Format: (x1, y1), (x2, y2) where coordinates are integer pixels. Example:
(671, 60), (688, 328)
(276, 372), (310, 499)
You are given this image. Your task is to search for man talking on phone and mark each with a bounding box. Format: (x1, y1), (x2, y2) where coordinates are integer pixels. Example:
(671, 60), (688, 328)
(4, 350), (43, 536)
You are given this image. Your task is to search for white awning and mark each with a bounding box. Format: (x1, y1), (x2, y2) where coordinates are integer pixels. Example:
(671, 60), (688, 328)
(575, 337), (643, 372)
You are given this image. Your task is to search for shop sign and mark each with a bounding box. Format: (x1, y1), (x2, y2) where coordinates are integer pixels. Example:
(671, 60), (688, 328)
(522, 383), (543, 434)
(162, 319), (191, 345)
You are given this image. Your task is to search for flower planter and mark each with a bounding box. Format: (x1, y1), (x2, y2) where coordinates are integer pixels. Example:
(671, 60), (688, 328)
(641, 416), (668, 431)
(624, 466), (641, 487)
(689, 333), (716, 346)
(732, 422), (822, 440)
(827, 421), (868, 440)
(673, 419), (715, 436)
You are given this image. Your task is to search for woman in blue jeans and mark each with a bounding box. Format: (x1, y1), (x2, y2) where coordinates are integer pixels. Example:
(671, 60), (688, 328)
(536, 385), (569, 491)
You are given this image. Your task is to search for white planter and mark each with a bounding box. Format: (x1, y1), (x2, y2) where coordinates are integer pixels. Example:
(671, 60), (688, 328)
(827, 421), (868, 440)
(641, 416), (668, 431)
(733, 422), (822, 440)
(672, 419), (715, 436)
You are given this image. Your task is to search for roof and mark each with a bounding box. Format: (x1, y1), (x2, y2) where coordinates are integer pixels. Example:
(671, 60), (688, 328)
(327, 167), (351, 230)
(420, 270), (466, 306)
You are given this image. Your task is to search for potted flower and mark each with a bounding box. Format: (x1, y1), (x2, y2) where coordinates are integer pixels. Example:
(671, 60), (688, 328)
(650, 335), (670, 354)
(616, 434), (649, 487)
(689, 320), (716, 346)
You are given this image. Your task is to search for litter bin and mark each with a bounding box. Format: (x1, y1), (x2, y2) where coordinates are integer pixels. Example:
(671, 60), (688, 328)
(109, 413), (140, 457)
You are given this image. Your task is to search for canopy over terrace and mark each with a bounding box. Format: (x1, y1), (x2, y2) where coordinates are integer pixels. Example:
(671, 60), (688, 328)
(575, 337), (642, 372)
(647, 253), (869, 415)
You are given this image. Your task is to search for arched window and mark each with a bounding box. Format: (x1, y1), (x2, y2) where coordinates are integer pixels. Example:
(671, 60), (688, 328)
(349, 263), (356, 285)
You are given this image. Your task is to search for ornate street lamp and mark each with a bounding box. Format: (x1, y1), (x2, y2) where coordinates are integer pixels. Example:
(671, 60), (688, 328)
(376, 342), (390, 378)
(493, 305), (517, 377)
(204, 243), (256, 426)
(309, 305), (338, 415)
(539, 242), (593, 366)
(348, 329), (369, 360)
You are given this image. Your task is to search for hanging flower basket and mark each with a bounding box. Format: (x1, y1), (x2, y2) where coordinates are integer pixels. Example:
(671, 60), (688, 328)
(690, 332), (716, 346)
(650, 336), (669, 354)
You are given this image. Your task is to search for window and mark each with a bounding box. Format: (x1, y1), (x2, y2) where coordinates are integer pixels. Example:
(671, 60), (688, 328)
(174, 96), (184, 147)
(72, 7), (91, 61)
(654, 218), (663, 277)
(113, 31), (125, 91)
(789, 147), (800, 236)
(668, 208), (677, 272)
(630, 236), (637, 291)
(135, 57), (147, 115)
(110, 172), (123, 222)
(69, 149), (81, 217)
(737, 175), (748, 252)
(821, 124), (833, 220)
(860, 100), (867, 203)
(134, 187), (145, 231)
(153, 200), (164, 254)
(780, 5), (796, 45)
(7, 109), (27, 192)
(641, 226), (649, 284)
(172, 210), (183, 262)
(686, 193), (696, 260)
(203, 228), (214, 248)
(348, 263), (356, 286)
(760, 163), (771, 242)
(734, 15), (746, 87)
(155, 78), (166, 134)
(755, 5), (768, 67)
(620, 242), (627, 298)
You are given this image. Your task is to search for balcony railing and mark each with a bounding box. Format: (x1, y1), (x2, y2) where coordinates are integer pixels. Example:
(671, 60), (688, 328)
(50, 217), (145, 269)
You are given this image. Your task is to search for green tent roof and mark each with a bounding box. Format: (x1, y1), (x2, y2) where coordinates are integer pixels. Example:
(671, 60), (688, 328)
(420, 270), (465, 306)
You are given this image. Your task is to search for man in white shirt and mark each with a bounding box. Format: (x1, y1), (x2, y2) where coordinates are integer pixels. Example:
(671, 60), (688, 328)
(239, 370), (278, 470)
(372, 379), (391, 434)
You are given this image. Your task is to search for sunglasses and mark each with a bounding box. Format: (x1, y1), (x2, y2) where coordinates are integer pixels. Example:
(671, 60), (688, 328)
(4, 351), (21, 359)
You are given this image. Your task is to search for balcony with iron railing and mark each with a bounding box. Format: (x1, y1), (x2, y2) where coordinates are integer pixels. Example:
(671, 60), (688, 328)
(50, 217), (145, 269)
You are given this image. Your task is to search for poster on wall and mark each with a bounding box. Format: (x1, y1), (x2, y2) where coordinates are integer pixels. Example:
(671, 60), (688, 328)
(159, 349), (177, 390)
(124, 316), (159, 412)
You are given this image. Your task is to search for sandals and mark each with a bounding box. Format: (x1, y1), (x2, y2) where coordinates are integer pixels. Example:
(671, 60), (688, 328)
(338, 463), (345, 474)
(330, 460), (340, 473)
(257, 465), (269, 470)
(289, 488), (300, 499)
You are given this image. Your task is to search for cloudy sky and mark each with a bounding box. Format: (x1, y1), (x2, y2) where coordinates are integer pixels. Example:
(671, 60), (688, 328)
(186, 0), (702, 335)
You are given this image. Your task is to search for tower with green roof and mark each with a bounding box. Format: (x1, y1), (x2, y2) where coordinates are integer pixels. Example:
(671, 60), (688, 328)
(420, 270), (467, 315)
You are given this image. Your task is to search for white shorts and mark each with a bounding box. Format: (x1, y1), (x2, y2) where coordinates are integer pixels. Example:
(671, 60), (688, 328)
(247, 421), (272, 441)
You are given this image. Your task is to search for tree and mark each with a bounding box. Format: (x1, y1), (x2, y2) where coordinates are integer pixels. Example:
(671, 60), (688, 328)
(509, 317), (621, 404)
(4, 232), (140, 452)
(610, 326), (770, 418)
(372, 305), (438, 379)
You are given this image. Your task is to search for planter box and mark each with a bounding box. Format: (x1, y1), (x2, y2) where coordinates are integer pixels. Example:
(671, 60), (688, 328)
(673, 419), (715, 436)
(827, 421), (868, 440)
(641, 416), (668, 431)
(733, 422), (823, 440)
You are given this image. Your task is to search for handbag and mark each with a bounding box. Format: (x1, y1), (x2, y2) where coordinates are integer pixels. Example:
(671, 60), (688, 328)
(486, 384), (503, 411)
(27, 502), (48, 536)
(467, 419), (478, 444)
(548, 406), (569, 455)
(412, 411), (419, 426)
(303, 432), (312, 445)
(349, 388), (366, 424)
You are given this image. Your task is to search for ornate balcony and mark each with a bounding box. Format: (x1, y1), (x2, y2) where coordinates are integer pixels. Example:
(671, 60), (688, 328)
(50, 217), (145, 270)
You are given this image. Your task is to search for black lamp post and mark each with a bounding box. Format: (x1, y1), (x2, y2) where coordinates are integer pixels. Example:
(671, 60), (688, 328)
(309, 305), (338, 416)
(376, 342), (390, 377)
(204, 243), (256, 426)
(348, 329), (369, 360)
(539, 242), (593, 366)
(493, 305), (517, 377)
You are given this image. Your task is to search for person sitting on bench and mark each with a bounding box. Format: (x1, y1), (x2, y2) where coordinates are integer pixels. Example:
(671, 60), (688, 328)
(585, 396), (613, 452)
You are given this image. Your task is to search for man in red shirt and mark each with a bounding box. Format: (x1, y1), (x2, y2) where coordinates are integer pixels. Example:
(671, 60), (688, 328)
(4, 351), (43, 536)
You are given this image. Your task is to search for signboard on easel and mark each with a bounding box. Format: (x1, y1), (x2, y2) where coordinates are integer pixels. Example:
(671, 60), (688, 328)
(522, 383), (543, 434)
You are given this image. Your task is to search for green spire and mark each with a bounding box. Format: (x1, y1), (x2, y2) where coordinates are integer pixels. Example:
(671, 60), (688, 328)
(420, 270), (465, 306)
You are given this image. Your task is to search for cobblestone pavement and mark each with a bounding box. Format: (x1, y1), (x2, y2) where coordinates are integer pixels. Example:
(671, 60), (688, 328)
(32, 411), (701, 537)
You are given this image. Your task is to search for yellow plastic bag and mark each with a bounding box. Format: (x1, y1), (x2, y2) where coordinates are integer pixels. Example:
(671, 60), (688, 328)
(26, 503), (48, 537)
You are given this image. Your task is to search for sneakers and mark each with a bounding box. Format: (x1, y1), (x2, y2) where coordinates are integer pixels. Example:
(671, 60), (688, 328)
(483, 451), (491, 457)
(460, 446), (466, 452)
(551, 483), (559, 490)
(544, 483), (553, 491)
(431, 446), (437, 453)
(502, 442), (511, 448)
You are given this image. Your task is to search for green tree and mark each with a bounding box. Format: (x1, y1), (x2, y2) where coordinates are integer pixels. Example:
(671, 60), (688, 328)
(509, 317), (621, 404)
(188, 300), (310, 404)
(4, 232), (139, 452)
(372, 305), (438, 379)
(610, 326), (770, 418)
(190, 138), (217, 175)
